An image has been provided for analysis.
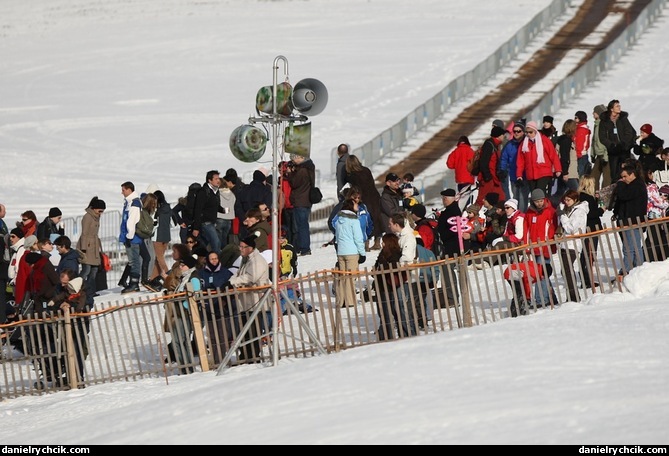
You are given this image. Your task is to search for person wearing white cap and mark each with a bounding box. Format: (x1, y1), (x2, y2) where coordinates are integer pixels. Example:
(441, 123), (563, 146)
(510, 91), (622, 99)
(492, 199), (525, 249)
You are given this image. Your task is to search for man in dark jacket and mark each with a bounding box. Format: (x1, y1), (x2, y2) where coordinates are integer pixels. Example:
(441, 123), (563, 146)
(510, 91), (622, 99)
(287, 154), (316, 256)
(598, 99), (637, 183)
(434, 188), (463, 307)
(611, 161), (647, 276)
(192, 170), (224, 254)
(379, 173), (402, 236)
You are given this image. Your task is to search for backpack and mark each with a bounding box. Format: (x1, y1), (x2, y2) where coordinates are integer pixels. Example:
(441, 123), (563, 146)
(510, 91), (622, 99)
(466, 144), (483, 176)
(136, 209), (155, 239)
(416, 244), (440, 288)
(427, 219), (444, 259)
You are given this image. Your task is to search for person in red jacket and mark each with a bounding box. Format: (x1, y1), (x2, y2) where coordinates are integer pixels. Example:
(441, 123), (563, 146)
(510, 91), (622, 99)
(516, 121), (563, 200)
(523, 188), (558, 307)
(574, 111), (592, 177)
(446, 135), (476, 193)
(504, 258), (544, 317)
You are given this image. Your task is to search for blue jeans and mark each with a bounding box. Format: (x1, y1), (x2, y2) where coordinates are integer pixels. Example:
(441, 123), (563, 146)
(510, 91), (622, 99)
(292, 207), (311, 254)
(200, 222), (220, 254)
(79, 264), (99, 308)
(216, 218), (232, 249)
(533, 255), (554, 306)
(621, 228), (644, 273)
(126, 244), (141, 279)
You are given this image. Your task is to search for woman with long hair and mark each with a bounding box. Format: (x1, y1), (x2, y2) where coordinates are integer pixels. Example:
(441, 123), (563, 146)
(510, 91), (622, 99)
(345, 154), (384, 250)
(577, 176), (604, 288)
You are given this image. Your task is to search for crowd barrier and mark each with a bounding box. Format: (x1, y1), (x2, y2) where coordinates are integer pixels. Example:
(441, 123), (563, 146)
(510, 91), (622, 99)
(2, 216), (667, 399)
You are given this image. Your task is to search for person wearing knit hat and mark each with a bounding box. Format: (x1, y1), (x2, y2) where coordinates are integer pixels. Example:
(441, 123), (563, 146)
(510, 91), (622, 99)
(37, 207), (65, 243)
(517, 119), (562, 201)
(492, 119), (505, 130)
(410, 203), (427, 219)
(640, 124), (652, 135)
(9, 227), (23, 240)
(504, 199), (518, 211)
(179, 254), (198, 269)
(530, 188), (545, 201)
(465, 204), (481, 215)
(473, 125), (508, 208)
(541, 115), (558, 143)
(484, 192), (499, 206)
(593, 104), (606, 116)
(574, 111), (587, 123)
(634, 123), (664, 173)
(491, 125), (506, 138)
(23, 235), (37, 251)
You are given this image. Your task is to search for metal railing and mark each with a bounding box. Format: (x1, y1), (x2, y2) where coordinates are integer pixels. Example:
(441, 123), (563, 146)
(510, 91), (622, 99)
(2, 216), (666, 399)
(333, 0), (668, 197)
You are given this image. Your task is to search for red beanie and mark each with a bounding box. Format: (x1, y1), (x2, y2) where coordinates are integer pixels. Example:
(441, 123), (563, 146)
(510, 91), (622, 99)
(640, 124), (652, 134)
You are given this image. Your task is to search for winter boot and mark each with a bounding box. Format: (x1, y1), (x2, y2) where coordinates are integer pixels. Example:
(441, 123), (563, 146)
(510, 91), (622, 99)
(370, 238), (382, 250)
(121, 277), (140, 294)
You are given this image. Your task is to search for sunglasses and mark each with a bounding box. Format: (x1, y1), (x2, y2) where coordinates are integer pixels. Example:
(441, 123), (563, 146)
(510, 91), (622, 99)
(21, 218), (29, 222)
(504, 206), (514, 209)
(186, 240), (195, 244)
(513, 129), (523, 134)
(525, 130), (536, 134)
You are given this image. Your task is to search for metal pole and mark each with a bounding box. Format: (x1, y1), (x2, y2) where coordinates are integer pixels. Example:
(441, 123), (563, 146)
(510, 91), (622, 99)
(269, 56), (289, 365)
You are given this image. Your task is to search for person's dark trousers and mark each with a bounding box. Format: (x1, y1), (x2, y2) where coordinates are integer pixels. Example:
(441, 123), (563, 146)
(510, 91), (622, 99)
(559, 248), (580, 302)
(139, 241), (152, 283)
(608, 154), (624, 183)
(79, 264), (99, 308)
(237, 311), (262, 363)
(579, 237), (599, 287)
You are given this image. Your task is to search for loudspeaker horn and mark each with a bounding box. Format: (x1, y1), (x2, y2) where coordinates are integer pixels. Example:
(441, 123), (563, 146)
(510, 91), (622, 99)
(256, 82), (294, 116)
(229, 124), (268, 163)
(292, 78), (328, 116)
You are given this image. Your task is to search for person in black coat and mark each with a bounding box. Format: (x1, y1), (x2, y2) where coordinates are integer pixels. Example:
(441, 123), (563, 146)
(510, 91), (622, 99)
(611, 161), (647, 276)
(235, 170), (272, 240)
(435, 188), (463, 307)
(633, 123), (664, 174)
(598, 99), (637, 183)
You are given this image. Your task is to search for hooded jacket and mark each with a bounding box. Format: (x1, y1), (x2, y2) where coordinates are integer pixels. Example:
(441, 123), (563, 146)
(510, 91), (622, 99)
(334, 209), (365, 256)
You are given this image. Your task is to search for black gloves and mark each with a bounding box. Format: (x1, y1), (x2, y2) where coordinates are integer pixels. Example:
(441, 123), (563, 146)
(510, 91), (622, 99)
(358, 255), (366, 264)
(497, 170), (508, 180)
(555, 207), (565, 217)
(124, 239), (131, 248)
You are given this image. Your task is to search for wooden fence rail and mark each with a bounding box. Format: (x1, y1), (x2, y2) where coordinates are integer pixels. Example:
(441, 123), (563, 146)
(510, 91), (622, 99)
(2, 217), (667, 400)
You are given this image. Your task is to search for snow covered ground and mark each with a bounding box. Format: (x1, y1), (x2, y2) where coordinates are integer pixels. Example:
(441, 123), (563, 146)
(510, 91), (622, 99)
(1, 0), (668, 445)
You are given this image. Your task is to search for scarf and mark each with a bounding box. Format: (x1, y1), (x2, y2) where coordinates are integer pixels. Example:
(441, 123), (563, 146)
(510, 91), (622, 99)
(521, 134), (545, 164)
